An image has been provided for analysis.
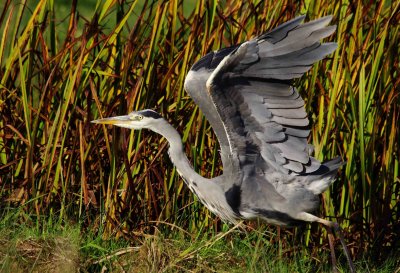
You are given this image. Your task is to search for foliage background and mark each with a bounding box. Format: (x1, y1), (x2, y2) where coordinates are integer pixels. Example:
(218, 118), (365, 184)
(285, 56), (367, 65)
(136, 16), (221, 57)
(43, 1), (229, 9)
(0, 0), (399, 266)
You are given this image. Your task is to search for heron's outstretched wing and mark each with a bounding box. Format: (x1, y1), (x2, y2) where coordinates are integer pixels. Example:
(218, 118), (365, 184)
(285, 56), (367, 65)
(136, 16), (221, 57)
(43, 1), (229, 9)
(184, 15), (336, 178)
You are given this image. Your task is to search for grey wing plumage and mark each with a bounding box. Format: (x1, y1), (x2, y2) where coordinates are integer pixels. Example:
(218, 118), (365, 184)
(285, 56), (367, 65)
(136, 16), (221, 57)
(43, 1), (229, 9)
(184, 15), (337, 179)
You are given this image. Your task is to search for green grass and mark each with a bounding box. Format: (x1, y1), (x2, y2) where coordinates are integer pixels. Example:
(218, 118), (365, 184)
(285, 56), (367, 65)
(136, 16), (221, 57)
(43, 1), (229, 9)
(0, 0), (399, 271)
(1, 213), (398, 272)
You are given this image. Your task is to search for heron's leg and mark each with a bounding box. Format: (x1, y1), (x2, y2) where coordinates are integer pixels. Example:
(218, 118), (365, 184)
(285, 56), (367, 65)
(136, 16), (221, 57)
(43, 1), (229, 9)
(296, 212), (356, 273)
(326, 226), (339, 273)
(277, 226), (281, 243)
(331, 222), (356, 273)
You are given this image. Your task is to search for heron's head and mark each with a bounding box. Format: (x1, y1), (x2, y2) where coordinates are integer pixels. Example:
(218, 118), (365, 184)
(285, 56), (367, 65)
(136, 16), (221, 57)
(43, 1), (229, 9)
(91, 109), (163, 130)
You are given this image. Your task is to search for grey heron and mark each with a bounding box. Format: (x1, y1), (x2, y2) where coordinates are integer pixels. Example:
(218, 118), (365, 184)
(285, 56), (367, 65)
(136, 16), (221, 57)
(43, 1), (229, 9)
(93, 15), (355, 272)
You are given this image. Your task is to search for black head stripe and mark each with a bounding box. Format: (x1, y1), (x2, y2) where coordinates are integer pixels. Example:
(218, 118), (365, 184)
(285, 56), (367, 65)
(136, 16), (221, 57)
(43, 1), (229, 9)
(139, 110), (162, 119)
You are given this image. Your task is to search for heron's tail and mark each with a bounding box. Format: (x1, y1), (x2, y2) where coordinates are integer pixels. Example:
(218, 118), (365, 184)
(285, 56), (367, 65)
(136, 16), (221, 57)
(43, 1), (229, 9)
(306, 157), (345, 195)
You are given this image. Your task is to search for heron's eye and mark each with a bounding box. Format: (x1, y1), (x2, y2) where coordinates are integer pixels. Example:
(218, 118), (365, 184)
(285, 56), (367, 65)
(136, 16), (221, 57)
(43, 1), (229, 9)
(129, 115), (143, 121)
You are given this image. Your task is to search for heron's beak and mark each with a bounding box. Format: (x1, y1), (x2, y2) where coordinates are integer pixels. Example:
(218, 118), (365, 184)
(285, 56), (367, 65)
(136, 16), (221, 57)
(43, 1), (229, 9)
(91, 115), (131, 126)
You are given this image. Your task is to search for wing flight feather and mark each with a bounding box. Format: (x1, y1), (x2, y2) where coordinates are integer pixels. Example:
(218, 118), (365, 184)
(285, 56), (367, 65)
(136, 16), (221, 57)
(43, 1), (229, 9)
(184, 15), (337, 178)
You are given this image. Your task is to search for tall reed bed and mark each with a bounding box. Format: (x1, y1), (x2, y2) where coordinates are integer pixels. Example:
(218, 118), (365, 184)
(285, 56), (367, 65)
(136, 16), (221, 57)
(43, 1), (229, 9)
(0, 0), (398, 260)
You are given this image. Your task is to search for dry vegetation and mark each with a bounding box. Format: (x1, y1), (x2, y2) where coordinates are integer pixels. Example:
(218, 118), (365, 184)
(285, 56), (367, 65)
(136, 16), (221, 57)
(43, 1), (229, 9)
(0, 0), (399, 271)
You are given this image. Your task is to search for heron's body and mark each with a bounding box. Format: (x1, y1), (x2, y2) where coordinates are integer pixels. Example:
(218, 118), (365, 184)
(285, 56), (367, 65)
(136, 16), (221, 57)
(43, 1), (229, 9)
(151, 114), (339, 226)
(93, 15), (356, 272)
(183, 15), (340, 226)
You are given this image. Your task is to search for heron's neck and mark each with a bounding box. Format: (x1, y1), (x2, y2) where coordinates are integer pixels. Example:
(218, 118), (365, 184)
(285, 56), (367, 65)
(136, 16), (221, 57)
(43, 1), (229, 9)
(151, 119), (237, 223)
(152, 119), (203, 182)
